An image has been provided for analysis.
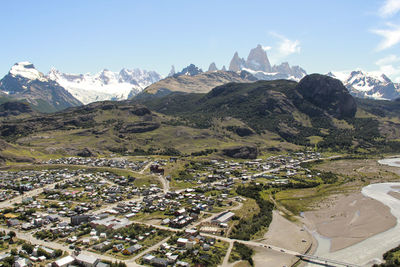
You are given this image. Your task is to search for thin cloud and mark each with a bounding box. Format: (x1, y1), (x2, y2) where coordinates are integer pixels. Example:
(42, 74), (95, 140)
(269, 32), (301, 58)
(375, 54), (400, 82)
(375, 54), (400, 66)
(371, 23), (400, 50)
(262, 46), (272, 52)
(379, 0), (400, 17)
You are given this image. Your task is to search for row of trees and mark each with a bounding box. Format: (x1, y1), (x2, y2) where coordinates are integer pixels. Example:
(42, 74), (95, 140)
(230, 184), (274, 240)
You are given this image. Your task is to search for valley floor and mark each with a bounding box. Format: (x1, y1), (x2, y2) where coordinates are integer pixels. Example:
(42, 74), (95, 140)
(303, 192), (396, 253)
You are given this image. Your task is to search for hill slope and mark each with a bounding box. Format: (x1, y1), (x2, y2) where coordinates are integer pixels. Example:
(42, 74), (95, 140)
(1, 74), (399, 160)
(136, 70), (256, 99)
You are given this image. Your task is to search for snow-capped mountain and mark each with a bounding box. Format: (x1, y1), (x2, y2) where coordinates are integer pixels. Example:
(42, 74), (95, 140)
(48, 68), (162, 104)
(228, 44), (306, 81)
(0, 62), (81, 112)
(328, 70), (400, 100)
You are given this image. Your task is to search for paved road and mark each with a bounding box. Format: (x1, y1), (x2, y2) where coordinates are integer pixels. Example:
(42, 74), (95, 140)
(0, 183), (56, 209)
(138, 162), (152, 175)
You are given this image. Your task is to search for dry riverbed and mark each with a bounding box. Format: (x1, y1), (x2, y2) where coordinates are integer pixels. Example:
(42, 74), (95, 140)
(252, 210), (313, 267)
(303, 192), (396, 252)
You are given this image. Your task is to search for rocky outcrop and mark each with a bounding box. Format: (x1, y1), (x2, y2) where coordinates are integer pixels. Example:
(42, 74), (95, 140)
(296, 74), (357, 119)
(118, 122), (160, 133)
(77, 147), (96, 157)
(222, 146), (258, 159)
(174, 64), (203, 77)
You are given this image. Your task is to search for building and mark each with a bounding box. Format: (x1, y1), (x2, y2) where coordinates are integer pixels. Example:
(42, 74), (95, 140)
(52, 256), (75, 267)
(75, 254), (99, 267)
(122, 244), (142, 255)
(71, 215), (90, 226)
(212, 211), (235, 224)
(90, 216), (131, 230)
(150, 257), (168, 267)
(14, 258), (32, 267)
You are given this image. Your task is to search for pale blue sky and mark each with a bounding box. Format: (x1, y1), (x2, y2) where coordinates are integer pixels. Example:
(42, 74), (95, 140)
(1, 0), (400, 81)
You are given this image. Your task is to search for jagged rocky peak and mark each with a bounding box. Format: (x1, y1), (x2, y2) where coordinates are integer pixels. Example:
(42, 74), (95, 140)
(246, 44), (272, 72)
(221, 65), (227, 71)
(272, 63), (307, 79)
(208, 62), (218, 72)
(174, 64), (203, 77)
(229, 52), (246, 72)
(272, 62), (291, 73)
(227, 45), (306, 81)
(168, 65), (176, 77)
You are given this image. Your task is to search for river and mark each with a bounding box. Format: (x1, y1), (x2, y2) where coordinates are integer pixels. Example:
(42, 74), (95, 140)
(307, 158), (400, 266)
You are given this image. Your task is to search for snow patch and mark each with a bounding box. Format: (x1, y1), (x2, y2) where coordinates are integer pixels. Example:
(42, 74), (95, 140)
(10, 62), (46, 82)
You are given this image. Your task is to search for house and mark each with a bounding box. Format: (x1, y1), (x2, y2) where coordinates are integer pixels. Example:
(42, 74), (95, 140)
(122, 244), (142, 255)
(6, 218), (20, 227)
(177, 238), (189, 247)
(150, 257), (168, 267)
(71, 215), (90, 226)
(75, 254), (99, 267)
(95, 262), (110, 267)
(52, 255), (75, 267)
(14, 257), (32, 267)
(143, 254), (155, 264)
(113, 244), (124, 252)
(176, 261), (190, 267)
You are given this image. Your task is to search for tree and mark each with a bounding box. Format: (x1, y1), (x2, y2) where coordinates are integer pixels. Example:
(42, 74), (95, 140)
(22, 243), (34, 254)
(55, 249), (63, 258)
(10, 248), (17, 255)
(37, 248), (51, 258)
(8, 231), (16, 238)
(3, 256), (15, 267)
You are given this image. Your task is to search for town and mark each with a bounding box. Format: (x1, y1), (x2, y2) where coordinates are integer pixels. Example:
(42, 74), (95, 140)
(0, 151), (321, 266)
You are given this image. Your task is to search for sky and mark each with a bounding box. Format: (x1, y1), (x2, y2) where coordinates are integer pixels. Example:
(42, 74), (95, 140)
(1, 0), (400, 82)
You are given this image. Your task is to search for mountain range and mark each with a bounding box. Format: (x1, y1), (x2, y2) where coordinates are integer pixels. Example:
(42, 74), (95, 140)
(0, 62), (163, 111)
(48, 67), (162, 104)
(1, 44), (400, 114)
(328, 70), (400, 100)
